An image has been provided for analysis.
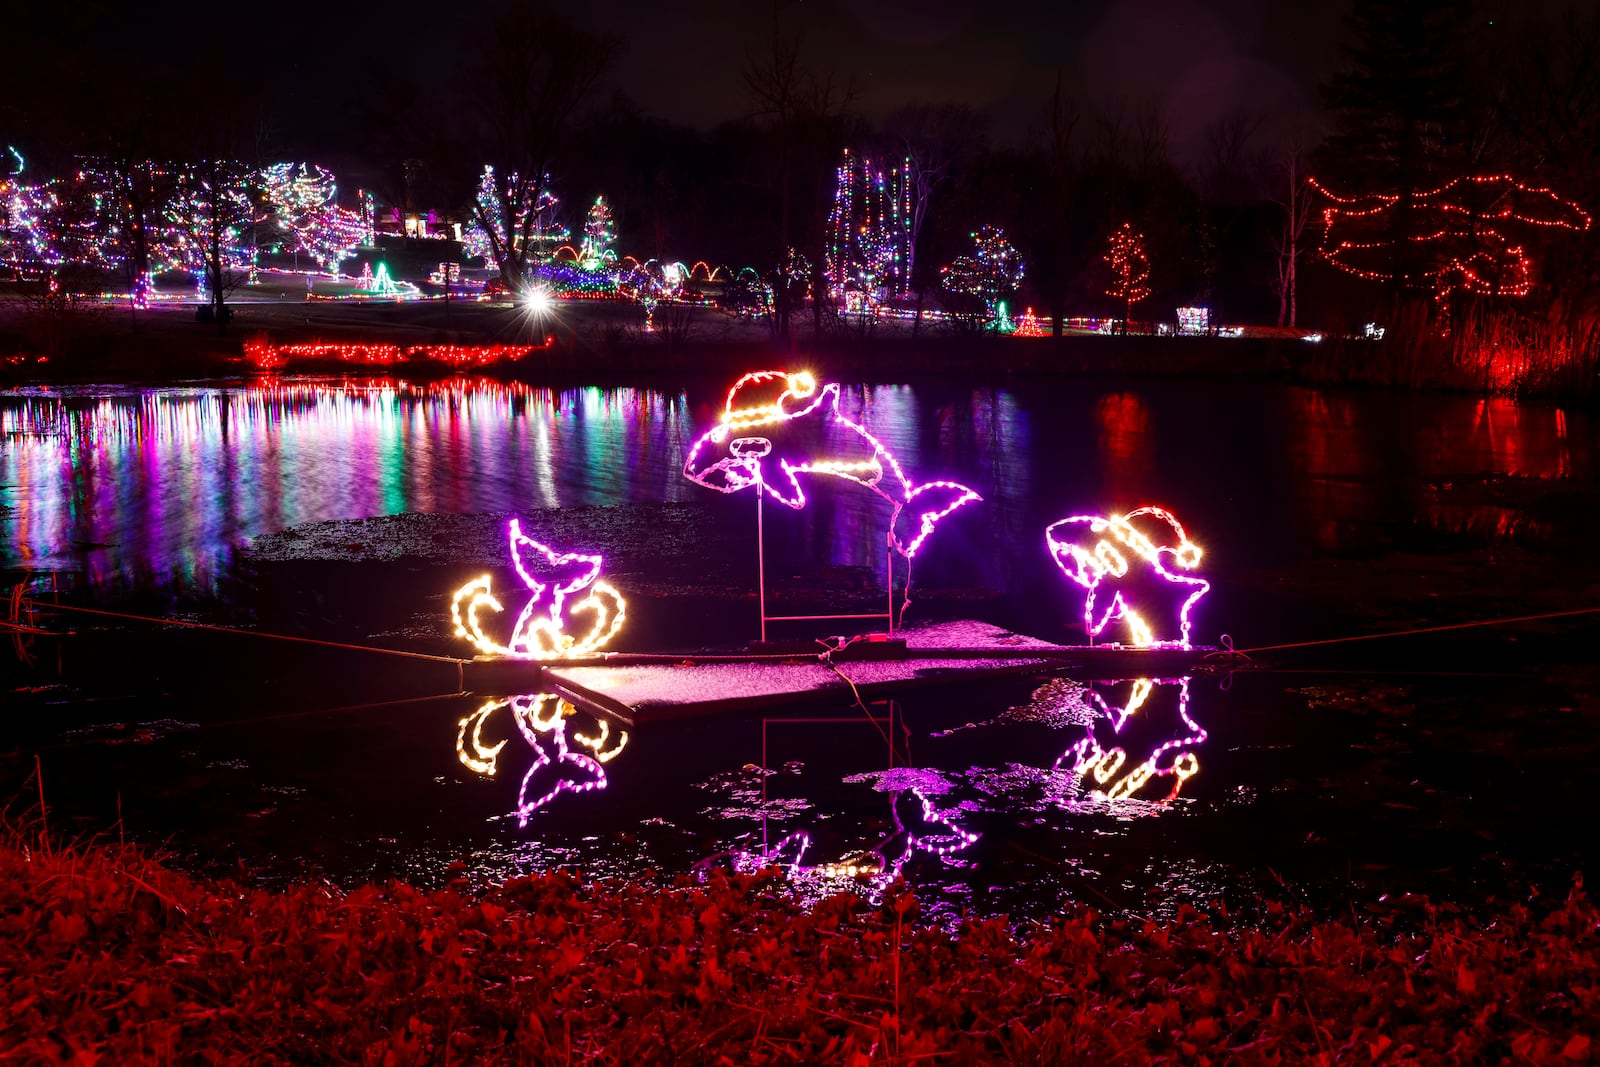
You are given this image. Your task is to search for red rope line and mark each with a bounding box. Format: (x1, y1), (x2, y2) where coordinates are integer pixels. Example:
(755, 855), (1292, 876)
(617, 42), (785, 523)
(1233, 605), (1600, 655)
(22, 599), (467, 666)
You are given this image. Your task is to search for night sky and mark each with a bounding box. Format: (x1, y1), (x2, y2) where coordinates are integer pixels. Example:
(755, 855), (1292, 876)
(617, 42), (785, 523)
(6, 0), (1583, 167)
(9, 0), (1356, 163)
(572, 0), (1354, 160)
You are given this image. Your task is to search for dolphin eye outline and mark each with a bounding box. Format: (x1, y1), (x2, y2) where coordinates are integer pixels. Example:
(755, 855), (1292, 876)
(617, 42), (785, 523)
(731, 436), (772, 458)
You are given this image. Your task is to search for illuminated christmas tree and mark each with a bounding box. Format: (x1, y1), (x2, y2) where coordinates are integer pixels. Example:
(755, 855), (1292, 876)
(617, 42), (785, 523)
(1309, 173), (1590, 305)
(261, 163), (368, 275)
(824, 149), (913, 307)
(1104, 222), (1151, 329)
(464, 167), (565, 268)
(941, 225), (1023, 319)
(579, 195), (615, 269)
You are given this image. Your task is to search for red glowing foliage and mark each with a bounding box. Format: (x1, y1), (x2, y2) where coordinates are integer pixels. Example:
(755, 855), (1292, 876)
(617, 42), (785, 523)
(1, 841), (1595, 1064)
(244, 337), (554, 370)
(1310, 174), (1591, 303)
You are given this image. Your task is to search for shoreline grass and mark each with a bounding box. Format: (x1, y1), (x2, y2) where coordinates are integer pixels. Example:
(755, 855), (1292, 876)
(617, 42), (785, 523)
(3, 828), (1593, 1064)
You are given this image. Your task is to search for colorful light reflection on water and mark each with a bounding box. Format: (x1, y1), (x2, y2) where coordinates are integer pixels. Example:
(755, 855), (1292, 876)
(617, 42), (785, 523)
(2, 379), (1594, 602)
(0, 379), (695, 591)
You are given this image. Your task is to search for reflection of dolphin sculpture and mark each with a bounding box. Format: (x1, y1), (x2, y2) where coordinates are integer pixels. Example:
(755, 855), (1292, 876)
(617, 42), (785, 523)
(511, 697), (608, 827)
(683, 371), (980, 558)
(454, 694), (629, 826)
(1058, 677), (1203, 803)
(1046, 506), (1209, 648)
(700, 786), (977, 890)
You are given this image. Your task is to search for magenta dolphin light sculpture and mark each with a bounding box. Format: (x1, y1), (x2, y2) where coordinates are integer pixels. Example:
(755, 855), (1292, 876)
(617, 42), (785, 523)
(683, 370), (980, 559)
(1045, 506), (1209, 649)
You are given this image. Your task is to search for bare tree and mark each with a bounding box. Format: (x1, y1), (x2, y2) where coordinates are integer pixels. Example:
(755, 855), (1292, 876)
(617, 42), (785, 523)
(466, 8), (616, 292)
(886, 104), (987, 282)
(1038, 73), (1079, 335)
(1271, 142), (1315, 328)
(744, 14), (855, 341)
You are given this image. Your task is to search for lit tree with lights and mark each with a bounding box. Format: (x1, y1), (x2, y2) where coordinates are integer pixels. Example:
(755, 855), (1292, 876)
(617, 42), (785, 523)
(824, 149), (913, 306)
(169, 158), (254, 331)
(262, 163), (369, 276)
(1103, 222), (1151, 332)
(940, 225), (1023, 321)
(579, 195), (615, 268)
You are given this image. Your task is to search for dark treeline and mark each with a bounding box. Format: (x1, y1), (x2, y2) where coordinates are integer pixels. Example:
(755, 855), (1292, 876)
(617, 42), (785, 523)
(7, 0), (1600, 388)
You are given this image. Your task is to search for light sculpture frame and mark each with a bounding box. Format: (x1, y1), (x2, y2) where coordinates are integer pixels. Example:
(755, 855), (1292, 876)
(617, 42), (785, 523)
(683, 370), (980, 639)
(450, 519), (626, 660)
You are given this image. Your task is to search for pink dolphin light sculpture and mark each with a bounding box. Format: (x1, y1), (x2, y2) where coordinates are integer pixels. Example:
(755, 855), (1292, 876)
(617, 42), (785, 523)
(1045, 506), (1209, 649)
(683, 370), (980, 558)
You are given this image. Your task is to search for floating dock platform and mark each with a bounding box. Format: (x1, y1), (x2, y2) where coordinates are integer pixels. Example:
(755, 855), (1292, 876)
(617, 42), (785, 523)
(463, 620), (1215, 727)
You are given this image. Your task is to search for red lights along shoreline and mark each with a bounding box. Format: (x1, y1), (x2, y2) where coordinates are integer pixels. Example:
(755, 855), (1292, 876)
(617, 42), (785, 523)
(243, 336), (556, 370)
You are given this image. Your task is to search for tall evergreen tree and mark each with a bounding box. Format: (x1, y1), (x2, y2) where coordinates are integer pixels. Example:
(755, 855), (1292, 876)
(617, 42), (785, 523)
(1317, 0), (1474, 293)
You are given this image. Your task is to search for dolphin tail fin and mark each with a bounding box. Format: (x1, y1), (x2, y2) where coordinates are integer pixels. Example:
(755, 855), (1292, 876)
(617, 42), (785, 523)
(890, 481), (981, 557)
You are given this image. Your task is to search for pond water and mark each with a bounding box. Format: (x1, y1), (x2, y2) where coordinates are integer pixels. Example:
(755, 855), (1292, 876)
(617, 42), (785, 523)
(2, 375), (1596, 923)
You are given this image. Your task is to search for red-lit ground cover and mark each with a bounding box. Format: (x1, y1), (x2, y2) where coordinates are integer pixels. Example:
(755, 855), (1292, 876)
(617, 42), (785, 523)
(1, 840), (1593, 1064)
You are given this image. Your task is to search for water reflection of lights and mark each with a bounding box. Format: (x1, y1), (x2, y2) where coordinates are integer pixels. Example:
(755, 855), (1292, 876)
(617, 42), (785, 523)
(0, 381), (691, 592)
(1058, 677), (1204, 804)
(455, 694), (629, 826)
(703, 784), (977, 894)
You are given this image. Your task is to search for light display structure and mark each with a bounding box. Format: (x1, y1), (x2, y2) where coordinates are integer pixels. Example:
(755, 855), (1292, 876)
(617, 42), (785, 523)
(579, 195), (616, 270)
(1309, 173), (1590, 307)
(450, 519), (627, 660)
(1104, 222), (1151, 330)
(683, 371), (980, 639)
(941, 226), (1024, 321)
(824, 150), (913, 310)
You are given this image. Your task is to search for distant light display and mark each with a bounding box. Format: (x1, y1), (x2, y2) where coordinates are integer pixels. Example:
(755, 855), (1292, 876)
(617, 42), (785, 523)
(243, 338), (552, 370)
(450, 519), (626, 660)
(466, 169), (567, 268)
(1176, 307), (1209, 334)
(1104, 223), (1151, 325)
(682, 370), (980, 558)
(1045, 506), (1209, 649)
(824, 149), (913, 308)
(1309, 174), (1590, 304)
(579, 195), (616, 270)
(260, 163), (370, 276)
(1013, 307), (1046, 336)
(941, 225), (1024, 318)
(2, 156), (374, 291)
